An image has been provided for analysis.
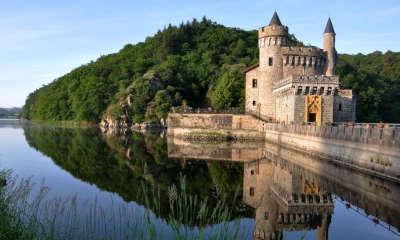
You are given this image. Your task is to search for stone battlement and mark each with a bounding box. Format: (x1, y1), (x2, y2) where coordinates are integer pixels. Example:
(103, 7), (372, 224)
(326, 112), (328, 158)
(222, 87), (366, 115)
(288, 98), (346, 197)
(168, 113), (400, 148)
(263, 123), (400, 148)
(273, 75), (339, 90)
(258, 24), (289, 38)
(281, 46), (325, 56)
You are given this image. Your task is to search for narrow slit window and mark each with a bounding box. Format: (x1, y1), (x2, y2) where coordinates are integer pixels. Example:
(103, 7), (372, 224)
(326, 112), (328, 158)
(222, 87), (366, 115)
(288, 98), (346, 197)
(297, 86), (303, 95)
(252, 79), (257, 88)
(338, 103), (342, 111)
(252, 101), (256, 106)
(264, 212), (269, 220)
(268, 57), (273, 66)
(319, 87), (325, 95)
(312, 86), (318, 95)
(250, 187), (255, 196)
(304, 86), (310, 95)
(327, 87), (332, 95)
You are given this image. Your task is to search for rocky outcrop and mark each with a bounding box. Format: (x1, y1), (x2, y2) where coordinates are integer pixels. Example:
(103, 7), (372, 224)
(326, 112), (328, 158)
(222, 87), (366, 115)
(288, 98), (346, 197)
(100, 70), (166, 135)
(100, 116), (130, 135)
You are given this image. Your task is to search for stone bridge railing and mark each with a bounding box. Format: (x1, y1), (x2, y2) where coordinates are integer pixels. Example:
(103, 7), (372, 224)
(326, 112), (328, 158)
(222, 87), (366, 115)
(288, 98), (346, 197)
(170, 107), (244, 115)
(263, 123), (400, 148)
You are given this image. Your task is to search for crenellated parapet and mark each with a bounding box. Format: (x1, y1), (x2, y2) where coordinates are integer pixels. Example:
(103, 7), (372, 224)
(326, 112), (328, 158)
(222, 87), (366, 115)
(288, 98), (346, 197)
(273, 75), (339, 97)
(258, 24), (289, 38)
(258, 35), (288, 48)
(282, 46), (325, 56)
(282, 46), (326, 67)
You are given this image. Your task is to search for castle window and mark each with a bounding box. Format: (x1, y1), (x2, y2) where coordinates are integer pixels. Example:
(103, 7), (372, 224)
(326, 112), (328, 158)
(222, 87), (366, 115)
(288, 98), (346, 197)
(327, 87), (332, 95)
(250, 187), (255, 196)
(297, 86), (303, 95)
(338, 103), (342, 111)
(252, 79), (257, 88)
(264, 211), (269, 220)
(304, 86), (310, 95)
(311, 86), (318, 95)
(319, 87), (325, 95)
(252, 100), (256, 106)
(268, 57), (273, 66)
(334, 88), (338, 95)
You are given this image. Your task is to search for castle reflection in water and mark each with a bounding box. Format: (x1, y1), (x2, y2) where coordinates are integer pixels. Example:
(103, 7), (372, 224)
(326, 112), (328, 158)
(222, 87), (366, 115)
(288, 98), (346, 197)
(168, 137), (400, 240)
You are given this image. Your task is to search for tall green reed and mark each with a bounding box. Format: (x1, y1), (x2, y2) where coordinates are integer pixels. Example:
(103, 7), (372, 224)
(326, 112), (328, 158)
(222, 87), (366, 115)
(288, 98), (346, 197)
(0, 170), (249, 240)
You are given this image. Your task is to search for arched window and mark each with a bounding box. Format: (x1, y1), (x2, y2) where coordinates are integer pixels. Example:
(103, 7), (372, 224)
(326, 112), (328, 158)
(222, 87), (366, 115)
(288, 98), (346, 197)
(338, 103), (342, 111)
(252, 101), (256, 106)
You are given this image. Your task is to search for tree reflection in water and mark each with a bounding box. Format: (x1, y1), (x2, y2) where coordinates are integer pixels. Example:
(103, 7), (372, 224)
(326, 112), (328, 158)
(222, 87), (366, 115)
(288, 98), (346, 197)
(21, 124), (400, 239)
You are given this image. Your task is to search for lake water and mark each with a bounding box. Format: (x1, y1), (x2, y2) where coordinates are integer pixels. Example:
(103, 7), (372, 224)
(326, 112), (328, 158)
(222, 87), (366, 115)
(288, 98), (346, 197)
(0, 119), (399, 239)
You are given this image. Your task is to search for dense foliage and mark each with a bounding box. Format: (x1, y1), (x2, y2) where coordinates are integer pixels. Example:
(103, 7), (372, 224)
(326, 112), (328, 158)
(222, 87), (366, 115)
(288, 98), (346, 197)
(21, 18), (400, 123)
(21, 18), (258, 123)
(337, 51), (400, 122)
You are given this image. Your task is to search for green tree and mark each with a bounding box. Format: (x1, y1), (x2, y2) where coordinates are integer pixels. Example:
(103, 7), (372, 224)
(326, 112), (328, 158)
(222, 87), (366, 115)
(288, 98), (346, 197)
(211, 66), (244, 110)
(145, 90), (173, 122)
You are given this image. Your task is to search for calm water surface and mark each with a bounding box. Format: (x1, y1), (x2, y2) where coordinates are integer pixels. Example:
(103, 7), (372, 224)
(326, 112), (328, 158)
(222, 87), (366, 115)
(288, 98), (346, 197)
(0, 119), (399, 239)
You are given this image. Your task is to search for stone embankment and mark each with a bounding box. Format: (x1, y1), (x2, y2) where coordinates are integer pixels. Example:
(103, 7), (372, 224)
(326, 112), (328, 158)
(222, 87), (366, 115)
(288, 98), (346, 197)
(167, 113), (400, 182)
(167, 113), (265, 141)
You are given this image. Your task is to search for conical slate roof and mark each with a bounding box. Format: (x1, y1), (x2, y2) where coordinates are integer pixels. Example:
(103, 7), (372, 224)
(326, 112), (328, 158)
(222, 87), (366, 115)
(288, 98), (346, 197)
(324, 18), (335, 34)
(269, 11), (282, 26)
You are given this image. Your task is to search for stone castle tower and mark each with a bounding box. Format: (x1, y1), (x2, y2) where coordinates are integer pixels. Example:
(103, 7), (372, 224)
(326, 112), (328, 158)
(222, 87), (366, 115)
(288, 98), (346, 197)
(257, 12), (289, 118)
(245, 12), (355, 125)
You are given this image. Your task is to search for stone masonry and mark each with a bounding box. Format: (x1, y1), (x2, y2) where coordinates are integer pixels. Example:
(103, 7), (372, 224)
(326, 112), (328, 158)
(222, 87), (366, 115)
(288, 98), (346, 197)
(245, 12), (356, 125)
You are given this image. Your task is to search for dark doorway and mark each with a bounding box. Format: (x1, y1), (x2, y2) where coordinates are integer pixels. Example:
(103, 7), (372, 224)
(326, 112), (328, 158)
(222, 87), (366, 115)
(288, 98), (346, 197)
(308, 113), (316, 123)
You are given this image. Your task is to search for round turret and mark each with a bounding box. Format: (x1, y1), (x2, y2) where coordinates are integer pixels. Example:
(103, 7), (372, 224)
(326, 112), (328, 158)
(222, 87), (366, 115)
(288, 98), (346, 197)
(323, 18), (336, 76)
(258, 11), (289, 45)
(257, 11), (288, 119)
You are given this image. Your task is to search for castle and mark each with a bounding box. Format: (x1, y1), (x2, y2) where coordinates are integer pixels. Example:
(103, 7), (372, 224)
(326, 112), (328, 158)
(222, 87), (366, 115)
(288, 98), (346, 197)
(244, 12), (356, 126)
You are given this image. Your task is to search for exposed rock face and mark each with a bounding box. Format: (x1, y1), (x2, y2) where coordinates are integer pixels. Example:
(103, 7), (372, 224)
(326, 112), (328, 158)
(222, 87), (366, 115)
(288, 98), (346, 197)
(100, 70), (166, 134)
(100, 116), (130, 135)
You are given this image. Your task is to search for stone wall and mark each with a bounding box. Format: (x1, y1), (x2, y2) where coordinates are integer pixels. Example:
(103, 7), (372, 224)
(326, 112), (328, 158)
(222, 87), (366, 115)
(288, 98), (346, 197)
(168, 137), (265, 162)
(167, 113), (265, 141)
(281, 46), (326, 77)
(167, 113), (263, 131)
(263, 124), (400, 181)
(245, 68), (260, 114)
(291, 95), (334, 124)
(168, 113), (400, 148)
(167, 113), (400, 181)
(263, 123), (400, 148)
(334, 90), (356, 122)
(275, 92), (295, 123)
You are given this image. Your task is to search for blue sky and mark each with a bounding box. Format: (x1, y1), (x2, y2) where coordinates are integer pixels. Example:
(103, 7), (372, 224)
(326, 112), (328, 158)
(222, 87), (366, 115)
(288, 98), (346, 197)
(1, 0), (399, 107)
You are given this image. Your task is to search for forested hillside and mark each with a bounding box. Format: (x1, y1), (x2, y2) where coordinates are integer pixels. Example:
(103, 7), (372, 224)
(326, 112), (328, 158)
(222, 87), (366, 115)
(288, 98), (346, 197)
(21, 18), (400, 123)
(337, 52), (400, 122)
